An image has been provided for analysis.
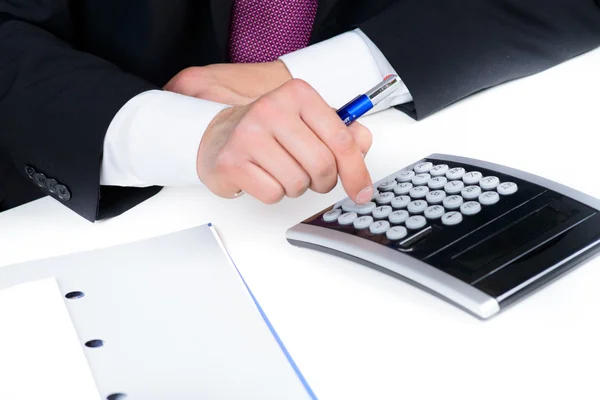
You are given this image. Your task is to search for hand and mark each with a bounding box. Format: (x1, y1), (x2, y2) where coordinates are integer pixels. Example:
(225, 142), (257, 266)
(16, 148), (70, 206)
(197, 79), (374, 205)
(164, 61), (292, 105)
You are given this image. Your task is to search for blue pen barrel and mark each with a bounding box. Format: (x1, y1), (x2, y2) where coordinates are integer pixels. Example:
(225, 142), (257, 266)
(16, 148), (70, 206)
(336, 94), (373, 126)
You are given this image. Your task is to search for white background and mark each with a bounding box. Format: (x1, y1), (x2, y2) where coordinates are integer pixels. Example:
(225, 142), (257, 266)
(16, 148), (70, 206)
(1, 47), (599, 400)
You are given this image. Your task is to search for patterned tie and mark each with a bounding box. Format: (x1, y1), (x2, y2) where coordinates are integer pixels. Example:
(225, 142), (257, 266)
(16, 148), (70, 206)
(228, 0), (319, 63)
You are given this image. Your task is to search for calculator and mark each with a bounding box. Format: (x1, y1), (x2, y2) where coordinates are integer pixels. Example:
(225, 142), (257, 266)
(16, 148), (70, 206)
(286, 154), (600, 319)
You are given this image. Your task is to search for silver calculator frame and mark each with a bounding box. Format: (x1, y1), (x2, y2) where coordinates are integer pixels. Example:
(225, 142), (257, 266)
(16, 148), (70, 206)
(286, 154), (600, 319)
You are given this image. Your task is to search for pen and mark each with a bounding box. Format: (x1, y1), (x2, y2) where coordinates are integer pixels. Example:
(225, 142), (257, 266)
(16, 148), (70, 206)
(336, 74), (402, 126)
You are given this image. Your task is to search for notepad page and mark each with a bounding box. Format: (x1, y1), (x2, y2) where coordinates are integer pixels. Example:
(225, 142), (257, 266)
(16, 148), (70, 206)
(0, 278), (101, 400)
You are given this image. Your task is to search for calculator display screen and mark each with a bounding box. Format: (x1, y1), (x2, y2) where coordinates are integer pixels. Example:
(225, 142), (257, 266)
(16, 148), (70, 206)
(454, 206), (569, 273)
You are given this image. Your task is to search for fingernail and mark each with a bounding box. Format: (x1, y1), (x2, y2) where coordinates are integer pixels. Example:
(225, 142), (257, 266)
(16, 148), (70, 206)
(357, 186), (374, 204)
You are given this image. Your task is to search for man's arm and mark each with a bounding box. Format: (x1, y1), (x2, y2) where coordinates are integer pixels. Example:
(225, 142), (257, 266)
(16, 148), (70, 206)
(358, 0), (600, 119)
(0, 2), (160, 221)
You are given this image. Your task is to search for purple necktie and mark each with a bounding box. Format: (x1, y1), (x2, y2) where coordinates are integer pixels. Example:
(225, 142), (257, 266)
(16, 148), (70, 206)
(228, 0), (319, 63)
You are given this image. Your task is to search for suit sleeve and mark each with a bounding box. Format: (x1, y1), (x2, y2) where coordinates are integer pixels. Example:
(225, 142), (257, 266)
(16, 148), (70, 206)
(359, 0), (600, 120)
(0, 1), (161, 222)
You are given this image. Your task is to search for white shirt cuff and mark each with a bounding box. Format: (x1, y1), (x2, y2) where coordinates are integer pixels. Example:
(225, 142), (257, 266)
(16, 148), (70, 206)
(100, 90), (230, 187)
(279, 28), (413, 114)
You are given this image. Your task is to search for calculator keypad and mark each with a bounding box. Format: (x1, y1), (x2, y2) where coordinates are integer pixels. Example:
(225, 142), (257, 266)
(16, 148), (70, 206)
(323, 162), (522, 246)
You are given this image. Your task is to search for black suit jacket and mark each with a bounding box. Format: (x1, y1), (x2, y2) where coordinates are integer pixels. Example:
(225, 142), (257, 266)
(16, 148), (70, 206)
(1, 0), (599, 221)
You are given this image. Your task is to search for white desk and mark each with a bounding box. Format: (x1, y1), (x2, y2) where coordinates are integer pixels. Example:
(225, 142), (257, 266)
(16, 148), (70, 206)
(2, 47), (600, 400)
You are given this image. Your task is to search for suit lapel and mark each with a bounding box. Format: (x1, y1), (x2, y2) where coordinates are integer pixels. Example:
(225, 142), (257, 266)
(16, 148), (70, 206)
(211, 0), (234, 60)
(210, 0), (341, 61)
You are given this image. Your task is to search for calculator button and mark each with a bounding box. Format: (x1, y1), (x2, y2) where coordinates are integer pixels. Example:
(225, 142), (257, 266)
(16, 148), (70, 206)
(460, 201), (482, 216)
(424, 205), (445, 220)
(396, 170), (415, 182)
(375, 192), (395, 205)
(354, 215), (374, 230)
(405, 215), (427, 230)
(391, 195), (411, 209)
(370, 220), (390, 235)
(479, 191), (500, 205)
(444, 180), (464, 194)
(463, 171), (483, 185)
(442, 211), (463, 226)
(386, 226), (408, 240)
(414, 162), (434, 173)
(430, 164), (449, 177)
(373, 205), (393, 219)
(409, 186), (429, 199)
(412, 173), (431, 186)
(479, 176), (500, 190)
(338, 212), (358, 225)
(497, 182), (518, 195)
(461, 185), (482, 200)
(389, 210), (410, 224)
(394, 182), (413, 195)
(446, 167), (466, 180)
(443, 195), (464, 210)
(342, 201), (376, 214)
(426, 190), (446, 204)
(323, 209), (342, 222)
(408, 200), (428, 214)
(428, 176), (448, 189)
(378, 180), (397, 192)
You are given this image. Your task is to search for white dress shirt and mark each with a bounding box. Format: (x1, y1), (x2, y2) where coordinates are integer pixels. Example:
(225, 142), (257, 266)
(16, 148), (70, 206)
(100, 29), (413, 187)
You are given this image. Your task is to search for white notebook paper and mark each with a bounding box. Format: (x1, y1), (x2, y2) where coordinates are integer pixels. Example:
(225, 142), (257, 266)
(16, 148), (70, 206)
(0, 224), (315, 400)
(0, 278), (101, 400)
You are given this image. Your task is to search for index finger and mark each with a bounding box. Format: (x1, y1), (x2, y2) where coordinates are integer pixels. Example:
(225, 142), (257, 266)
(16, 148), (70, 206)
(284, 80), (374, 204)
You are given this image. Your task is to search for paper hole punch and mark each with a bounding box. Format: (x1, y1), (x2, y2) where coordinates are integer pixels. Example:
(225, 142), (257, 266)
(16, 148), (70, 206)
(65, 290), (85, 299)
(107, 393), (128, 400)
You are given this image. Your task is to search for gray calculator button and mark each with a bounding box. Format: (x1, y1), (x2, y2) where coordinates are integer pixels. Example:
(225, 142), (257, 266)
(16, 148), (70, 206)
(338, 212), (358, 225)
(479, 191), (500, 205)
(409, 186), (429, 199)
(443, 195), (464, 210)
(391, 195), (411, 209)
(354, 215), (374, 230)
(479, 176), (500, 190)
(370, 220), (391, 235)
(414, 162), (434, 173)
(342, 201), (376, 214)
(412, 173), (431, 186)
(373, 205), (393, 219)
(389, 210), (410, 224)
(396, 170), (415, 182)
(394, 182), (413, 195)
(463, 171), (483, 185)
(375, 192), (395, 205)
(428, 176), (447, 189)
(446, 167), (466, 180)
(430, 164), (449, 177)
(378, 180), (397, 192)
(461, 185), (482, 200)
(460, 201), (482, 215)
(406, 215), (427, 230)
(424, 205), (445, 220)
(386, 226), (408, 240)
(497, 182), (518, 195)
(426, 190), (446, 204)
(408, 200), (428, 214)
(442, 211), (463, 226)
(444, 180), (464, 194)
(323, 209), (342, 222)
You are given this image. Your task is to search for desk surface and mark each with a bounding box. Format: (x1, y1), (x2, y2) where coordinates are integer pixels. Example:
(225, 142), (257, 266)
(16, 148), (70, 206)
(2, 48), (600, 400)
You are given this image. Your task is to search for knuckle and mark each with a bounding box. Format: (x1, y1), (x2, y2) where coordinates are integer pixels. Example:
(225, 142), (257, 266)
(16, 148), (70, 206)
(286, 174), (311, 198)
(332, 128), (357, 155)
(214, 149), (239, 173)
(285, 78), (312, 97)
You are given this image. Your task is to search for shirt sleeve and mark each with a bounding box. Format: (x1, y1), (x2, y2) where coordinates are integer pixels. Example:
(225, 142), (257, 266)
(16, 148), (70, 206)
(279, 28), (413, 113)
(100, 90), (230, 187)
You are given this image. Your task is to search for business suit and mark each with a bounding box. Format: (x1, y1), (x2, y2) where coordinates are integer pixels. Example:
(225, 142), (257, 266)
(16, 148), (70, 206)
(1, 0), (599, 221)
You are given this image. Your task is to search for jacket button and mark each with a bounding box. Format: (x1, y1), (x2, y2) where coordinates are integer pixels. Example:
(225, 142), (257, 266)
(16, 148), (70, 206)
(33, 173), (47, 187)
(45, 178), (58, 194)
(55, 184), (71, 202)
(25, 165), (36, 179)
